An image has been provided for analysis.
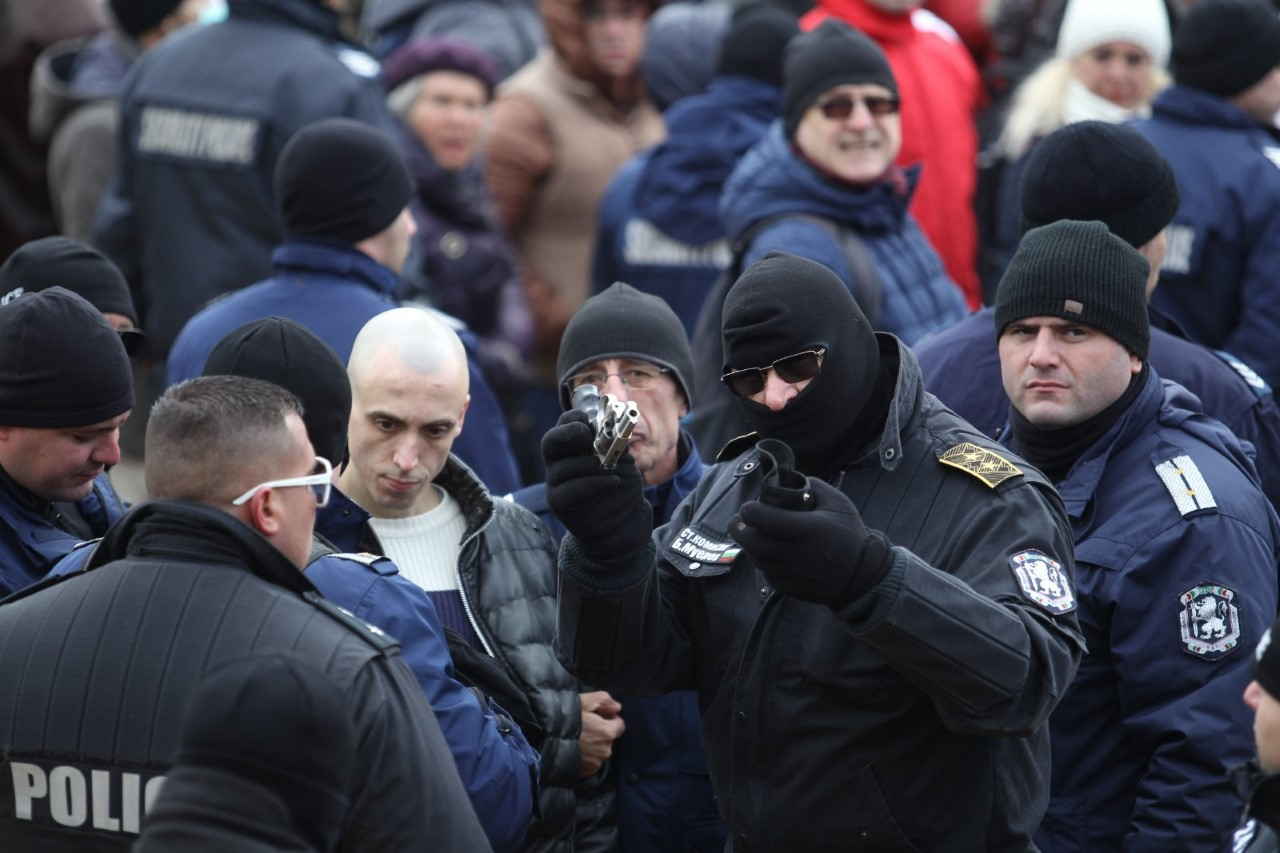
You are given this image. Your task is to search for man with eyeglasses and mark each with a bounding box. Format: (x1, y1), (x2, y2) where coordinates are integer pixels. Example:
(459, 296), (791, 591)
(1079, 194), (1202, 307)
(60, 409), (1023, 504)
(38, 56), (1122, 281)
(317, 306), (596, 852)
(544, 250), (1084, 850)
(510, 282), (723, 851)
(0, 374), (491, 851)
(695, 18), (966, 456)
(0, 287), (132, 598)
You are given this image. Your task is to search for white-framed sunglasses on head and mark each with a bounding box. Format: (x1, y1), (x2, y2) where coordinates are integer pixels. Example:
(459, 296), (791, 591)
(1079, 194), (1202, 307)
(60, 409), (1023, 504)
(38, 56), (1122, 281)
(231, 456), (333, 508)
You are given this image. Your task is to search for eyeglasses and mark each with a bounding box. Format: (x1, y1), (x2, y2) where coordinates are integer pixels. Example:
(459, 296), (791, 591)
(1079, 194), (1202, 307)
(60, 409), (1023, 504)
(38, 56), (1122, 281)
(566, 365), (670, 392)
(232, 456), (333, 508)
(721, 349), (825, 398)
(816, 94), (901, 120)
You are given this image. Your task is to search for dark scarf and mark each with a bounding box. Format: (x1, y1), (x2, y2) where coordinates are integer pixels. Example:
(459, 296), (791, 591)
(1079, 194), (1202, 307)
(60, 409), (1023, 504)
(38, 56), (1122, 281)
(398, 124), (491, 230)
(1009, 363), (1149, 484)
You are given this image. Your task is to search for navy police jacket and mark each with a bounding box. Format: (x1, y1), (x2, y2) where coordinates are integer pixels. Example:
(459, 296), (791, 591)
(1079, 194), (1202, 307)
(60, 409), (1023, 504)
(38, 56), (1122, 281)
(1017, 371), (1280, 851)
(165, 239), (521, 495)
(591, 76), (781, 338)
(0, 471), (126, 598)
(91, 0), (396, 356)
(305, 551), (539, 851)
(511, 433), (726, 852)
(915, 305), (1280, 511)
(1131, 86), (1280, 389)
(557, 339), (1084, 851)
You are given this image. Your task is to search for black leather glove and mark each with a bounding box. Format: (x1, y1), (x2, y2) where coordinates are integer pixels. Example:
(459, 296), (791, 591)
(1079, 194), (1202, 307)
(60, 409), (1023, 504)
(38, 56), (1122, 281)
(543, 409), (653, 569)
(733, 470), (895, 610)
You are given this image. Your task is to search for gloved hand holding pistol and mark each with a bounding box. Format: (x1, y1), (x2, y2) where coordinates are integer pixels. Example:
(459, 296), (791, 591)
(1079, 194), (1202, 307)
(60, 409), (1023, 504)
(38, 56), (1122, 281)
(732, 439), (896, 609)
(542, 409), (653, 570)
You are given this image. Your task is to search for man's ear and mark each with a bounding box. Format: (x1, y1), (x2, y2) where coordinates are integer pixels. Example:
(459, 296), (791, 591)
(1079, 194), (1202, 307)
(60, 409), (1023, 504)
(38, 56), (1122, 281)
(244, 488), (283, 538)
(456, 394), (471, 434)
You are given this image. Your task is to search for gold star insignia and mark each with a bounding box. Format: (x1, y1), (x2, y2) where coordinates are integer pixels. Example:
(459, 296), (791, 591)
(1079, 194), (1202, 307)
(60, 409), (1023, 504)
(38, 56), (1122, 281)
(938, 443), (1024, 488)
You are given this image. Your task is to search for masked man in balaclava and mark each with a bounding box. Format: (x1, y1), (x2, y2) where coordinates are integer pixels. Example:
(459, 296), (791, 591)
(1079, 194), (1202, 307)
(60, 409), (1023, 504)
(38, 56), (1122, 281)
(543, 250), (1085, 851)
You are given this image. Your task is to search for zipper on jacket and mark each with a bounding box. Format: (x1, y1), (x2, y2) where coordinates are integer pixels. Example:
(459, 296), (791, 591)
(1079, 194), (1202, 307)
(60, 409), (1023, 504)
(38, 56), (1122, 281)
(455, 512), (498, 658)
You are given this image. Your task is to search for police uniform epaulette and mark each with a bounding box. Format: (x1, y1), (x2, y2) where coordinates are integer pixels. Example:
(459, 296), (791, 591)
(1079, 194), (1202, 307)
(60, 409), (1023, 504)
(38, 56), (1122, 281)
(1214, 349), (1273, 400)
(937, 442), (1024, 488)
(303, 590), (400, 653)
(716, 431), (760, 464)
(328, 551), (396, 575)
(332, 45), (380, 79)
(1154, 453), (1218, 517)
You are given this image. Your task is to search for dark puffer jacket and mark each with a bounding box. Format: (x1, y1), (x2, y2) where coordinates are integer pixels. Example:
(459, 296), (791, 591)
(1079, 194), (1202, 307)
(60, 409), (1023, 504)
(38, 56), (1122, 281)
(317, 456), (586, 852)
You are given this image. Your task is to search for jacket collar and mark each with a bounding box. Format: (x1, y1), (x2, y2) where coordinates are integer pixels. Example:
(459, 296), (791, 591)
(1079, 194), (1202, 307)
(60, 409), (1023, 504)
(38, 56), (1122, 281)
(1052, 364), (1165, 519)
(645, 431), (706, 526)
(1152, 85), (1268, 132)
(84, 499), (315, 595)
(271, 239), (400, 299)
(228, 0), (343, 41)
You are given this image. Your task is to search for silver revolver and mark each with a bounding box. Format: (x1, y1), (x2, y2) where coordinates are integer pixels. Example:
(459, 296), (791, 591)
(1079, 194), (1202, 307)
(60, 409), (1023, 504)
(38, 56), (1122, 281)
(570, 385), (639, 471)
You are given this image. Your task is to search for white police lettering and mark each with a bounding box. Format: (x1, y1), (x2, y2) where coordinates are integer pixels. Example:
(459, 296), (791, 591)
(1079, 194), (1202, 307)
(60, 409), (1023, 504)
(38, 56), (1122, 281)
(668, 526), (741, 564)
(622, 219), (731, 269)
(9, 762), (165, 833)
(0, 286), (23, 305)
(138, 106), (259, 165)
(1162, 224), (1195, 275)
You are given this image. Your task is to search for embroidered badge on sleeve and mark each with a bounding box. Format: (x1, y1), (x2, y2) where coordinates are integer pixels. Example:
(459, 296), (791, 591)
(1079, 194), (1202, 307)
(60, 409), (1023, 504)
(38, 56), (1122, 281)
(939, 443), (1023, 488)
(1179, 582), (1241, 659)
(1009, 550), (1076, 614)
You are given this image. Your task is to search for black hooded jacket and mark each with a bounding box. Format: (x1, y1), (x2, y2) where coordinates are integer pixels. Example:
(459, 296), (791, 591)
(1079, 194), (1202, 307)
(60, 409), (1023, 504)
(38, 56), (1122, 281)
(0, 500), (489, 852)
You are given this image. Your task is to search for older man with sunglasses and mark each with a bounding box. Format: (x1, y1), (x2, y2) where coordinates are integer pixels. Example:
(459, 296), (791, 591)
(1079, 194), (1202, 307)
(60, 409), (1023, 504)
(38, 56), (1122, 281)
(544, 250), (1084, 851)
(693, 18), (966, 457)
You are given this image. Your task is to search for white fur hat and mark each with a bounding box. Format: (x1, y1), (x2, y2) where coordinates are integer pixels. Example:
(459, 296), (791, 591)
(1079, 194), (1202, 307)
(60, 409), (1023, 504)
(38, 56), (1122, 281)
(1056, 0), (1171, 66)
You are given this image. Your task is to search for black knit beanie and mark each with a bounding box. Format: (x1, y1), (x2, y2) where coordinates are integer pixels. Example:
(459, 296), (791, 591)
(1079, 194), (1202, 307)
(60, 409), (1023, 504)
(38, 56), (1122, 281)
(274, 118), (414, 245)
(109, 0), (185, 37)
(557, 282), (694, 409)
(0, 287), (134, 428)
(172, 656), (354, 853)
(723, 251), (880, 475)
(995, 220), (1151, 358)
(782, 19), (897, 138)
(1254, 617), (1280, 699)
(1172, 0), (1280, 97)
(1021, 121), (1181, 249)
(0, 236), (138, 326)
(203, 317), (352, 465)
(716, 4), (800, 89)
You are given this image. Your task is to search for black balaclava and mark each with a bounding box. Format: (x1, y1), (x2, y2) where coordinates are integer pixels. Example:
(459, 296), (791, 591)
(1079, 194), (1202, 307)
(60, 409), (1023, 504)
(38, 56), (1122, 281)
(722, 251), (885, 476)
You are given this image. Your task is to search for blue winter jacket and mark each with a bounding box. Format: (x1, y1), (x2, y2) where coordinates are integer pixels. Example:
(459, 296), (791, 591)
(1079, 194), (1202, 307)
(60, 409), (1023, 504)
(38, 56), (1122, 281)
(304, 551), (539, 851)
(1131, 86), (1280, 389)
(0, 472), (127, 598)
(91, 0), (397, 356)
(915, 305), (1280, 511)
(510, 434), (724, 853)
(720, 122), (967, 345)
(592, 76), (781, 338)
(1010, 370), (1280, 851)
(164, 239), (522, 495)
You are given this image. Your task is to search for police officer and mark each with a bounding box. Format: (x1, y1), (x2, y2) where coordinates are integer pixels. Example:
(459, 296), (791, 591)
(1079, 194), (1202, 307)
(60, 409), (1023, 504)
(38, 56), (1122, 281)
(0, 375), (490, 851)
(1230, 618), (1280, 853)
(0, 287), (131, 597)
(544, 251), (1085, 851)
(996, 220), (1280, 850)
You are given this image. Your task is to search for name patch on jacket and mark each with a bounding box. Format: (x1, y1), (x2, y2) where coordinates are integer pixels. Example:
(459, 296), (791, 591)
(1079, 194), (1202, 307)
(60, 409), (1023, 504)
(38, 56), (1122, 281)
(1009, 550), (1076, 614)
(137, 106), (259, 165)
(1155, 455), (1217, 516)
(665, 526), (740, 577)
(938, 442), (1023, 488)
(2, 758), (166, 835)
(1180, 582), (1241, 660)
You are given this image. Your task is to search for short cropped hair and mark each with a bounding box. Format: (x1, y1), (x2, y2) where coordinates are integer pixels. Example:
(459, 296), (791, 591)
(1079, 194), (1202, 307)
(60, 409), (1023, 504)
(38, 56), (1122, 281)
(145, 376), (305, 504)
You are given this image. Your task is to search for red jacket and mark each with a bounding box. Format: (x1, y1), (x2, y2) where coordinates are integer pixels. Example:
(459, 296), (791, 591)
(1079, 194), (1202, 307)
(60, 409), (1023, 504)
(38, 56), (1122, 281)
(802, 0), (983, 307)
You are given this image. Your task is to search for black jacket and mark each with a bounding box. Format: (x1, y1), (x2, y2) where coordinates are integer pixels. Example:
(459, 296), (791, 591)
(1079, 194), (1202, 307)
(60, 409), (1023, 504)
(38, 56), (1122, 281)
(92, 0), (396, 355)
(0, 500), (490, 852)
(318, 458), (588, 852)
(558, 338), (1085, 852)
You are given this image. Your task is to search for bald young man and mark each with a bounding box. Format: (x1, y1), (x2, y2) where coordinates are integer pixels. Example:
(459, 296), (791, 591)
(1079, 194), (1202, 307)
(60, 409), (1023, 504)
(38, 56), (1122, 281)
(316, 307), (618, 852)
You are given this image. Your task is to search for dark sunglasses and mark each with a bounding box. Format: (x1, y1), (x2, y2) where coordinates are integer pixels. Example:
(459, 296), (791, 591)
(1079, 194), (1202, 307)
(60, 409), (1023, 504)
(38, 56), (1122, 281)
(721, 349), (825, 398)
(817, 94), (901, 120)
